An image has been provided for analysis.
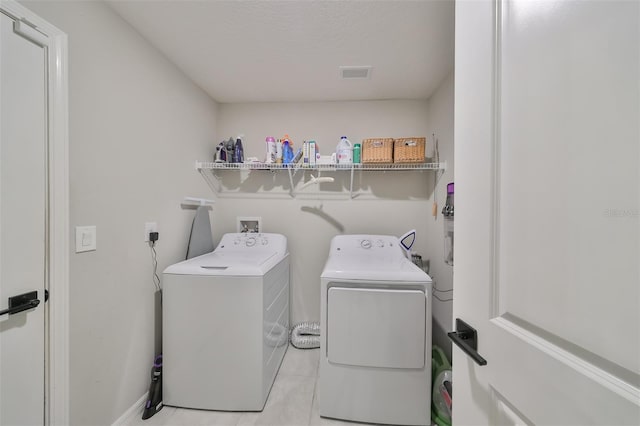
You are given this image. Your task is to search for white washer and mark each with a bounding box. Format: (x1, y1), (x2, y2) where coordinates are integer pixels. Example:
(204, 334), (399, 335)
(319, 234), (432, 426)
(162, 233), (289, 411)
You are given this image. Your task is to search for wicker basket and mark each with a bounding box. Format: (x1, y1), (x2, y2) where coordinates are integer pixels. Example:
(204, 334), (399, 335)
(394, 137), (425, 163)
(362, 138), (394, 163)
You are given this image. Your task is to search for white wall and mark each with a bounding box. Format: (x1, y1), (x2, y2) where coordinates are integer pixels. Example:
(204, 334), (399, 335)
(215, 100), (434, 323)
(20, 2), (218, 425)
(425, 72), (455, 361)
(19, 1), (454, 420)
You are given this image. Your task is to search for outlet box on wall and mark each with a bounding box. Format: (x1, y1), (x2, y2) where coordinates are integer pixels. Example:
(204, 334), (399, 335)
(144, 222), (158, 242)
(237, 216), (261, 233)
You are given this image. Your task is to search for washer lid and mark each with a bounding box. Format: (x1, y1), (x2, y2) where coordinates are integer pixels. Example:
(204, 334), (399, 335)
(163, 249), (283, 276)
(200, 251), (277, 267)
(164, 232), (288, 276)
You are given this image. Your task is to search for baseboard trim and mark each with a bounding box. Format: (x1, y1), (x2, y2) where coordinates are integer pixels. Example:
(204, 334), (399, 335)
(112, 394), (146, 426)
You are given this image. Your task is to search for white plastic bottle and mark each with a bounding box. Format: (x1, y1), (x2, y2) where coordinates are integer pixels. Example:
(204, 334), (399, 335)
(336, 136), (353, 164)
(308, 140), (317, 165)
(275, 139), (283, 164)
(265, 136), (276, 164)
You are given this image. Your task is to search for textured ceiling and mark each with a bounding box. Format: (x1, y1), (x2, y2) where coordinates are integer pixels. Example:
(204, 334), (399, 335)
(108, 0), (454, 103)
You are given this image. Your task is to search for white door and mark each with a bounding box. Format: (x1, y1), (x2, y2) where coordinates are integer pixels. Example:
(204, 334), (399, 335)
(0, 10), (47, 426)
(453, 1), (639, 424)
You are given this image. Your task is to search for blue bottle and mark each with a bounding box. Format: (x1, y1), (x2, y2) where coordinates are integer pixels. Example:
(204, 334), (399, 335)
(283, 140), (294, 164)
(234, 136), (244, 163)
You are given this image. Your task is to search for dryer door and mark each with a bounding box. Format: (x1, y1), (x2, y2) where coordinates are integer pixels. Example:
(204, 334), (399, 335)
(327, 287), (425, 368)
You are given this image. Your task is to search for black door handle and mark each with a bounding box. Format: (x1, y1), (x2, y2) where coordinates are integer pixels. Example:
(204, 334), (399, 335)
(448, 318), (487, 366)
(0, 291), (40, 317)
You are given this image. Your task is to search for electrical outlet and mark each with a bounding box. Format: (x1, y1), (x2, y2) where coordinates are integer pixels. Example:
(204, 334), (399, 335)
(144, 222), (158, 242)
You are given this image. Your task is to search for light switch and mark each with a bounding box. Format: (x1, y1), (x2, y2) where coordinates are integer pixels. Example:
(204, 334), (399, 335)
(82, 231), (92, 246)
(75, 226), (96, 253)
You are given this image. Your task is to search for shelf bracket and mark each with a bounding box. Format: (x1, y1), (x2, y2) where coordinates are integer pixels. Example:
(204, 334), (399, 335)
(349, 166), (355, 199)
(196, 162), (223, 195)
(287, 167), (296, 198)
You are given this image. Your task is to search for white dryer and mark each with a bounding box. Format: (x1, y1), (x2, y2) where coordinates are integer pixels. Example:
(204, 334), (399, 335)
(162, 233), (289, 411)
(319, 234), (432, 426)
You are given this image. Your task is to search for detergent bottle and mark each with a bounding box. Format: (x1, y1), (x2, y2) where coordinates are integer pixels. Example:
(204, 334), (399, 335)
(282, 134), (294, 164)
(336, 136), (353, 164)
(283, 141), (294, 164)
(233, 135), (244, 163)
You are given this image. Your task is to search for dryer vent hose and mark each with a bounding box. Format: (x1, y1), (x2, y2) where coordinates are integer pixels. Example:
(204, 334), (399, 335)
(290, 322), (320, 349)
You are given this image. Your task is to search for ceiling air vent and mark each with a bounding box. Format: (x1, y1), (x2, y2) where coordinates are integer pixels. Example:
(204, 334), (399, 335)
(340, 66), (372, 79)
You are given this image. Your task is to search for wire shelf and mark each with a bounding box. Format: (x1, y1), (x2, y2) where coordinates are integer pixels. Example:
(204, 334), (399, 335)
(196, 161), (446, 172)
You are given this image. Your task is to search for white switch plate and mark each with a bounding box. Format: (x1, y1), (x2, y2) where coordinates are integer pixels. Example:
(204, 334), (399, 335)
(144, 222), (158, 242)
(75, 226), (96, 253)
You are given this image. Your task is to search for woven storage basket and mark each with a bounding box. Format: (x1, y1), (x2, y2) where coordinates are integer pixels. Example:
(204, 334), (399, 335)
(394, 137), (426, 163)
(362, 138), (394, 163)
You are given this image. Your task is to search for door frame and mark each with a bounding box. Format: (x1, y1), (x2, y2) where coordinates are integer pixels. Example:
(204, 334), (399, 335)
(0, 1), (69, 424)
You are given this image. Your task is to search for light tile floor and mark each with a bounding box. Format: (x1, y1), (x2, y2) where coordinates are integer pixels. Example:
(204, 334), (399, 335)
(126, 345), (380, 426)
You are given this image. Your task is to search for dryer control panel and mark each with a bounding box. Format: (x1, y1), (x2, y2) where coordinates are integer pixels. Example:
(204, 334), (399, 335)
(330, 235), (403, 259)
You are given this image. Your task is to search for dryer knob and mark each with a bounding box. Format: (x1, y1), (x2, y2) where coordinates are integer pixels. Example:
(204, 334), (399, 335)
(246, 237), (256, 247)
(261, 237), (268, 245)
(361, 239), (372, 249)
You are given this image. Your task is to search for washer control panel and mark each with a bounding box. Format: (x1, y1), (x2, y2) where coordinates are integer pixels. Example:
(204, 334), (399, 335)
(217, 233), (287, 254)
